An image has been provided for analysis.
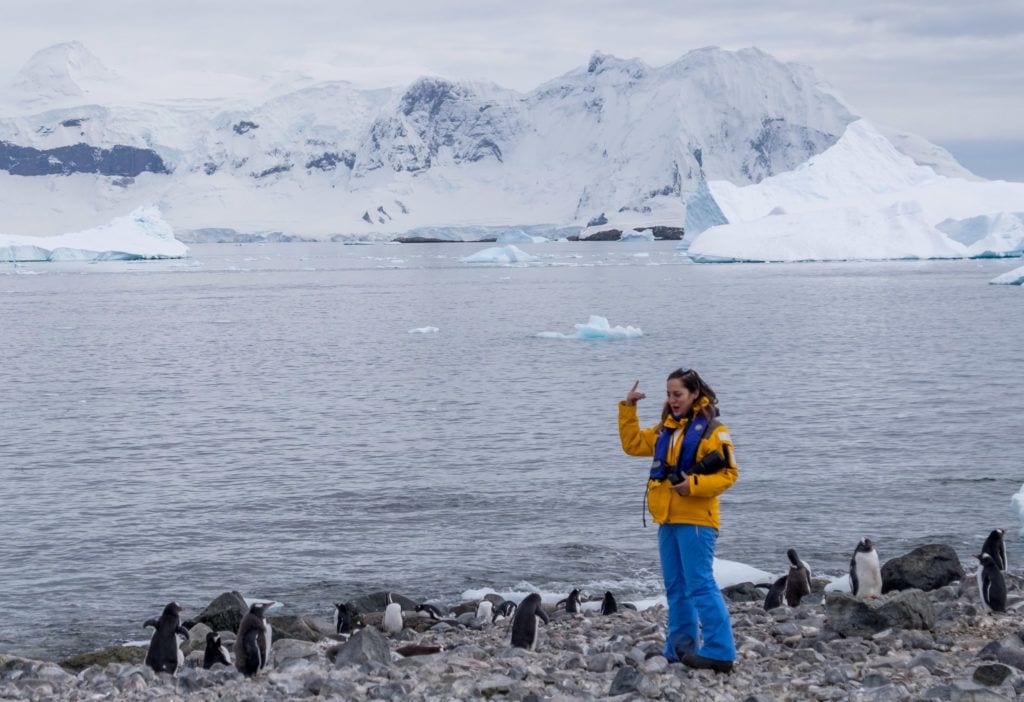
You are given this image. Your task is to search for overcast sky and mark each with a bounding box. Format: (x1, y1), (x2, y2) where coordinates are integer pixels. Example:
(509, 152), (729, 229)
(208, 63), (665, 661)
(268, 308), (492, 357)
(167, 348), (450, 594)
(4, 0), (1023, 179)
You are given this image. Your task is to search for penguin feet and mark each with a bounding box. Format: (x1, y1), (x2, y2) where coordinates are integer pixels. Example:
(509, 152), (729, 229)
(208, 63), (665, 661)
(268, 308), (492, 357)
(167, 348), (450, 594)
(680, 652), (734, 674)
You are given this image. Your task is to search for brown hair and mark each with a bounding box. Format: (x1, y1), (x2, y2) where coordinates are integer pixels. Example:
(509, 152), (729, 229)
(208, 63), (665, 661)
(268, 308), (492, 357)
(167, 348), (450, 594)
(661, 368), (719, 423)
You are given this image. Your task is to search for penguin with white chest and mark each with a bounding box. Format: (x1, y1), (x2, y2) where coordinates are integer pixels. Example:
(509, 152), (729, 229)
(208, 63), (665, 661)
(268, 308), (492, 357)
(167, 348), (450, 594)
(510, 593), (549, 650)
(981, 529), (1007, 572)
(382, 592), (403, 634)
(234, 602), (273, 677)
(784, 548), (812, 607)
(557, 589), (582, 615)
(143, 602), (189, 674)
(203, 632), (231, 669)
(849, 538), (883, 599)
(976, 552), (1007, 613)
(475, 599), (494, 624)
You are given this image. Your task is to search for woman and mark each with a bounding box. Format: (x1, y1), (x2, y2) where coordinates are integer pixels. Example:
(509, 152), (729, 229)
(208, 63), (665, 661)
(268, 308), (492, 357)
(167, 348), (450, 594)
(618, 368), (738, 673)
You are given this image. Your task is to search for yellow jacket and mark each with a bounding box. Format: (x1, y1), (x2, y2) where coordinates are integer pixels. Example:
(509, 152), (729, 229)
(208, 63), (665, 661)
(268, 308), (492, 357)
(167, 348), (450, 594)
(618, 400), (738, 528)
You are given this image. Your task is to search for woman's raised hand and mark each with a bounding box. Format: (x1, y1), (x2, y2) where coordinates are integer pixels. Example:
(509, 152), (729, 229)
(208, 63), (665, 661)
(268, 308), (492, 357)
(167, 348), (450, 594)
(625, 380), (646, 406)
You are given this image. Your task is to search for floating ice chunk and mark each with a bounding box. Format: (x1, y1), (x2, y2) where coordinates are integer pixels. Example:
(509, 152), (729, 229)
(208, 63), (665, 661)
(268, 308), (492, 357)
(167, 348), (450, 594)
(495, 229), (548, 244)
(991, 264), (1024, 286)
(0, 206), (188, 262)
(620, 229), (655, 242)
(461, 244), (538, 264)
(408, 326), (439, 334)
(1012, 484), (1024, 535)
(537, 315), (643, 340)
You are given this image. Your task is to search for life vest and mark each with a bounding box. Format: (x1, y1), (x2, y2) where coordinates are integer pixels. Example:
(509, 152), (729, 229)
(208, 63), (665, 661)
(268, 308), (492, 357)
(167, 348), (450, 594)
(648, 414), (716, 481)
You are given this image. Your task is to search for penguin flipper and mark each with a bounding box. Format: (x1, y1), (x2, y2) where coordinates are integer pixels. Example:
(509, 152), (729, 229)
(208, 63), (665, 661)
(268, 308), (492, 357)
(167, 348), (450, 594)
(143, 619), (158, 629)
(849, 562), (859, 597)
(176, 625), (189, 638)
(536, 608), (550, 625)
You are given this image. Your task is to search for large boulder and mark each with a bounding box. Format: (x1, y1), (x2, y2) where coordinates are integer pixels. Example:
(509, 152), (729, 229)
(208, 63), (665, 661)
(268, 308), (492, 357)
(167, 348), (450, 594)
(188, 591), (249, 634)
(267, 615), (322, 642)
(343, 592), (418, 615)
(881, 544), (964, 593)
(333, 627), (392, 669)
(825, 589), (936, 637)
(58, 645), (147, 672)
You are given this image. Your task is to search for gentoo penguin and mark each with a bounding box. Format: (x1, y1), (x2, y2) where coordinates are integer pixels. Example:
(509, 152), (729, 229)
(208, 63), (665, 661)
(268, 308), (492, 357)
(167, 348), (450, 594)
(510, 593), (549, 650)
(981, 529), (1008, 572)
(234, 602), (272, 677)
(763, 575), (787, 610)
(143, 602), (189, 674)
(784, 548), (812, 607)
(334, 602), (356, 635)
(849, 538), (883, 599)
(600, 591), (618, 615)
(415, 603), (446, 621)
(492, 600), (517, 623)
(475, 599), (494, 623)
(557, 589), (583, 615)
(202, 632), (231, 669)
(977, 553), (1007, 613)
(382, 592), (403, 634)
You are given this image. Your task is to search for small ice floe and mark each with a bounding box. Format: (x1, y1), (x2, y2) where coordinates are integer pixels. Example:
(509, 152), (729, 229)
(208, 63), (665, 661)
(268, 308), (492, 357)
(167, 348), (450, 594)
(408, 326), (439, 334)
(632, 252), (650, 258)
(991, 264), (1024, 285)
(461, 244), (538, 265)
(537, 315), (642, 340)
(1012, 483), (1024, 535)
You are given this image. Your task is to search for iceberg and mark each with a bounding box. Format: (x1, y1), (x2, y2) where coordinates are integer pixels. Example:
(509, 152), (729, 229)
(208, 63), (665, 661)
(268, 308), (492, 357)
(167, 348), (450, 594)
(538, 315), (643, 340)
(408, 326), (439, 334)
(0, 206), (188, 262)
(991, 264), (1024, 286)
(688, 120), (1024, 263)
(620, 229), (656, 242)
(460, 244), (538, 264)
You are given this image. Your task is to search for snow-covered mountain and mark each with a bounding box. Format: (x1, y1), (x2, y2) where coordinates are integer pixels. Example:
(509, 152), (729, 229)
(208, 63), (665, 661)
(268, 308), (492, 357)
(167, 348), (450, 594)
(0, 42), (993, 241)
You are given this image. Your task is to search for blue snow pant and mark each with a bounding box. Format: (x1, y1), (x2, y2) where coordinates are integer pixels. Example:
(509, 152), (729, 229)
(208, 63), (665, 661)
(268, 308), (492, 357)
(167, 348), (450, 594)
(658, 523), (737, 663)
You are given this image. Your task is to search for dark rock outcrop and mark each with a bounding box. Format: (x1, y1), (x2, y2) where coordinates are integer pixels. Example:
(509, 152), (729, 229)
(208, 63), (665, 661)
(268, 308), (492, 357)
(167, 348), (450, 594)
(824, 589), (936, 637)
(882, 544), (965, 593)
(187, 591), (248, 634)
(333, 627), (391, 669)
(0, 141), (169, 177)
(58, 645), (147, 673)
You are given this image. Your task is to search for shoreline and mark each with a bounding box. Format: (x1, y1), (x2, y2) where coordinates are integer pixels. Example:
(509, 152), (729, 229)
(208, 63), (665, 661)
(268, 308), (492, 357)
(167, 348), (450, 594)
(2, 574), (1023, 701)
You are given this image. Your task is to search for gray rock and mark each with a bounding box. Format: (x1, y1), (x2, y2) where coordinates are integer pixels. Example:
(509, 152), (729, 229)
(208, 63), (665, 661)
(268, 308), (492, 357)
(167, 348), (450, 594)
(57, 645), (148, 673)
(973, 663), (1014, 687)
(344, 591), (418, 615)
(333, 627), (392, 669)
(267, 615), (322, 642)
(476, 674), (515, 696)
(863, 672), (892, 688)
(609, 665), (644, 696)
(722, 582), (765, 602)
(977, 635), (1024, 670)
(881, 544), (964, 593)
(189, 591), (249, 634)
(825, 589), (935, 637)
(589, 652), (626, 673)
(271, 639), (319, 666)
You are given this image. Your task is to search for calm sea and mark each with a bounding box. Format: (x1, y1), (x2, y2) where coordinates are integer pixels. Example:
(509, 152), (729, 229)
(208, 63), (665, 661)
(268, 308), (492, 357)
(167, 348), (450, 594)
(1, 241), (1022, 659)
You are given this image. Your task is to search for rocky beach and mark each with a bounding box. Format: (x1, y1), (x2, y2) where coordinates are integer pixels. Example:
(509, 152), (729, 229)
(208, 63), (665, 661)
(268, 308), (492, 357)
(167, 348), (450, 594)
(1, 545), (1022, 702)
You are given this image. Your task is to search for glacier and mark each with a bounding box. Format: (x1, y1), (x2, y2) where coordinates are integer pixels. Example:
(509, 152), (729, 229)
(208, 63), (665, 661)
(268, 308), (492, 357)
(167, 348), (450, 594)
(0, 206), (189, 262)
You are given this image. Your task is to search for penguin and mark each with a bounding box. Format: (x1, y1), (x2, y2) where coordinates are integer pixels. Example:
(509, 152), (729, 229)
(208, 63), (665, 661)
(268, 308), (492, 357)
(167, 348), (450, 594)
(382, 592), (403, 634)
(415, 603), (446, 621)
(475, 600), (494, 623)
(981, 529), (1008, 572)
(510, 593), (549, 650)
(202, 632), (231, 669)
(556, 588), (583, 615)
(784, 548), (812, 607)
(492, 600), (517, 623)
(333, 602), (356, 635)
(977, 552), (1007, 613)
(600, 591), (618, 615)
(763, 575), (787, 610)
(234, 602), (272, 677)
(849, 538), (883, 599)
(143, 601), (189, 674)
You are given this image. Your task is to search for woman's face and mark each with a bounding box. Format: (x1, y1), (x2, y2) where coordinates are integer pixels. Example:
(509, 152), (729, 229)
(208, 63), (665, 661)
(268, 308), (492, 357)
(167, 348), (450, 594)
(666, 378), (700, 417)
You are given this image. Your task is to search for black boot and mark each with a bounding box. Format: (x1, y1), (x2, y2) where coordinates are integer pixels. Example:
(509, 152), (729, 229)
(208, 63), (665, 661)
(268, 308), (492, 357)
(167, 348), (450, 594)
(680, 652), (734, 674)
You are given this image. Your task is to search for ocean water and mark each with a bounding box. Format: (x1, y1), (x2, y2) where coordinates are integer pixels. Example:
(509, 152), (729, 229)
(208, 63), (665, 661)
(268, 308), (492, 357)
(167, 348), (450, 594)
(1, 242), (1022, 659)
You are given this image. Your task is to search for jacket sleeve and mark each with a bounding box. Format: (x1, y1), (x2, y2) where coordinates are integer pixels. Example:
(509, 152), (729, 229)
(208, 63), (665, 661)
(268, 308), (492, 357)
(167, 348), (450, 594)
(618, 401), (658, 457)
(688, 424), (738, 498)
